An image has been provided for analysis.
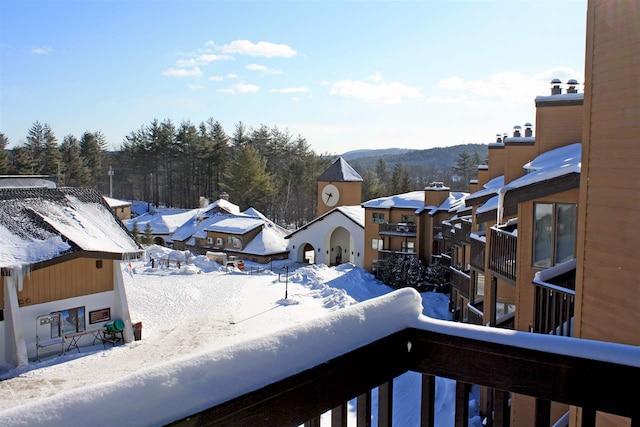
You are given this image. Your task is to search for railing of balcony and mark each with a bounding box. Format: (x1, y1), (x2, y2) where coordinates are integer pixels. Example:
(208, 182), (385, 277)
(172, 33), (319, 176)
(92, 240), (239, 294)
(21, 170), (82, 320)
(172, 323), (640, 427)
(533, 260), (576, 337)
(489, 228), (517, 282)
(450, 267), (471, 300)
(451, 227), (463, 247)
(378, 222), (417, 236)
(377, 250), (418, 261)
(461, 221), (472, 244)
(469, 235), (486, 271)
(467, 300), (484, 326)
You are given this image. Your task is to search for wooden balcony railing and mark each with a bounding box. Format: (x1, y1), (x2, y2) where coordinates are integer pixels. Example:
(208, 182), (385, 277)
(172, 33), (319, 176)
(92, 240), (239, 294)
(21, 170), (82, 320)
(466, 300), (484, 326)
(378, 222), (417, 236)
(469, 235), (486, 271)
(489, 227), (517, 282)
(533, 260), (576, 337)
(171, 307), (640, 427)
(450, 267), (471, 300)
(460, 221), (472, 244)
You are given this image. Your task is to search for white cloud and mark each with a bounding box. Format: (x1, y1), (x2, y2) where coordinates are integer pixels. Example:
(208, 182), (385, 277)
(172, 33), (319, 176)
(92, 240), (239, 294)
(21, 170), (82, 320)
(227, 73), (239, 79)
(162, 67), (203, 78)
(329, 80), (423, 104)
(218, 83), (260, 95)
(270, 87), (309, 93)
(218, 40), (297, 58)
(437, 67), (584, 104)
(246, 63), (282, 74)
(197, 53), (233, 62)
(208, 75), (224, 81)
(176, 59), (197, 67)
(188, 84), (205, 90)
(369, 72), (383, 82)
(32, 46), (52, 55)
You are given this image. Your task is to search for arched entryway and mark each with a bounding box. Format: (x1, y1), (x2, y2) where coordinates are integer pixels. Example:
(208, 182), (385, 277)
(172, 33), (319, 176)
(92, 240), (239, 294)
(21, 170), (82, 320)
(295, 243), (316, 264)
(326, 226), (353, 266)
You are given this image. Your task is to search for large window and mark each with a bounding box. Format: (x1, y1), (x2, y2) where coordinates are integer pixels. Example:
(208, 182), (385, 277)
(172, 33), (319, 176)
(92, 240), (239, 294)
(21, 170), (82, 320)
(533, 203), (577, 268)
(372, 239), (383, 250)
(372, 212), (385, 224)
(52, 306), (86, 338)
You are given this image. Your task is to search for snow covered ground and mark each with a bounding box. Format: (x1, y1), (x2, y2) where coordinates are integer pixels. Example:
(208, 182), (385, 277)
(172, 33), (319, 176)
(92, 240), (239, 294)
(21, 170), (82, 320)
(0, 246), (482, 426)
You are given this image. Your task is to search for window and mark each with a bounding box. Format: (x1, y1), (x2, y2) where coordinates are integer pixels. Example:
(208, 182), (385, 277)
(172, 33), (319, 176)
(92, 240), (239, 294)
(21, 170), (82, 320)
(372, 212), (385, 224)
(207, 237), (213, 244)
(401, 214), (414, 224)
(216, 237), (224, 246)
(475, 272), (485, 297)
(533, 203), (577, 268)
(52, 306), (86, 337)
(227, 236), (233, 244)
(371, 239), (383, 250)
(401, 241), (415, 252)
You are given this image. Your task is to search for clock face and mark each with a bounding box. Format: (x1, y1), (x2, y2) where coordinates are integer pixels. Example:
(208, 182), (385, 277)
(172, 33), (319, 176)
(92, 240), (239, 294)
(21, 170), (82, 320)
(322, 184), (340, 207)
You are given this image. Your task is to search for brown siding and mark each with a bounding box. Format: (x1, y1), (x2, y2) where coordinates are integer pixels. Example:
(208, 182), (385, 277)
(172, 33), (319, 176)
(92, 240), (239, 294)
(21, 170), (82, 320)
(317, 181), (362, 217)
(16, 258), (114, 306)
(576, 0), (640, 347)
(535, 104), (584, 155)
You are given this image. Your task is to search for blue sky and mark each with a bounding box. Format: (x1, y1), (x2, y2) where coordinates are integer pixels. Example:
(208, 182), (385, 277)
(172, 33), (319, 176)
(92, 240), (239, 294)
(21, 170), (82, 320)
(1, 0), (586, 154)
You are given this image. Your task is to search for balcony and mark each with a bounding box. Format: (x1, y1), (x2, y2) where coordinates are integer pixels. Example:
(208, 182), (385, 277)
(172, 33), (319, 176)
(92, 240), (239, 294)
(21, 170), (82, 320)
(379, 222), (417, 237)
(469, 234), (486, 271)
(466, 299), (484, 325)
(533, 259), (576, 337)
(489, 227), (517, 283)
(172, 292), (640, 427)
(450, 267), (471, 300)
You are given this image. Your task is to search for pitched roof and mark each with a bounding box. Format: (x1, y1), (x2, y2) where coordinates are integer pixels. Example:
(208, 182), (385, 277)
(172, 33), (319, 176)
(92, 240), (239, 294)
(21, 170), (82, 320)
(317, 157), (363, 182)
(285, 205), (365, 239)
(0, 187), (142, 270)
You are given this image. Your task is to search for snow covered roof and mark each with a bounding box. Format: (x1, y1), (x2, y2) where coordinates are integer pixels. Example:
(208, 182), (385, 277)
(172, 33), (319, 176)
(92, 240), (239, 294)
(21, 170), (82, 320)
(285, 205), (365, 239)
(240, 224), (289, 255)
(503, 143), (581, 193)
(535, 92), (584, 105)
(0, 187), (142, 269)
(317, 157), (363, 182)
(102, 196), (131, 208)
(429, 192), (468, 216)
(465, 175), (504, 207)
(362, 191), (426, 211)
(204, 216), (264, 235)
(125, 208), (195, 237)
(475, 143), (582, 223)
(0, 175), (58, 189)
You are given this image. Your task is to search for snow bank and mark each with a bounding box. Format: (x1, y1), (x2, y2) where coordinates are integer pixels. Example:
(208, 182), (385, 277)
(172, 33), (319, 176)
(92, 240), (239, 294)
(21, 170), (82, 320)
(0, 288), (424, 427)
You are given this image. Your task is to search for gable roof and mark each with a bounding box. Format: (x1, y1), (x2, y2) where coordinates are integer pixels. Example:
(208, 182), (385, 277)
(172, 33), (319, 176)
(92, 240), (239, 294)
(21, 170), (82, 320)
(317, 157), (363, 182)
(0, 187), (142, 271)
(285, 205), (365, 239)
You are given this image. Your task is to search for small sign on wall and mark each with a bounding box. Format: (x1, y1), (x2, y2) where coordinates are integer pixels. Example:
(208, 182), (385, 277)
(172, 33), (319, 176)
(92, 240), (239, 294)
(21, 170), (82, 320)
(89, 308), (110, 324)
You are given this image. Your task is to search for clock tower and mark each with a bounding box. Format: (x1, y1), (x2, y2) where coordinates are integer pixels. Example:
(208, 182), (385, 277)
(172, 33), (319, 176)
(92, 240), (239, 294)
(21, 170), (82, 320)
(317, 157), (363, 217)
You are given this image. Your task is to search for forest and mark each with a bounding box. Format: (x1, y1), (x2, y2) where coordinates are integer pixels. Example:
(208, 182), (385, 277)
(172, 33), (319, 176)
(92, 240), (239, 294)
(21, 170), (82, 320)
(0, 120), (486, 228)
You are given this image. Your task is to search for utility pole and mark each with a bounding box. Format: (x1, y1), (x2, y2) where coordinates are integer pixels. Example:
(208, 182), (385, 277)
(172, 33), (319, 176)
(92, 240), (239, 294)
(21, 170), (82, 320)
(108, 166), (114, 197)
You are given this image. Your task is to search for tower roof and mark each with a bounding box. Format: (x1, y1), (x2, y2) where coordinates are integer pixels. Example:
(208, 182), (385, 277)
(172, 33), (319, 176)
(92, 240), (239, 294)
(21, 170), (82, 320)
(317, 157), (363, 182)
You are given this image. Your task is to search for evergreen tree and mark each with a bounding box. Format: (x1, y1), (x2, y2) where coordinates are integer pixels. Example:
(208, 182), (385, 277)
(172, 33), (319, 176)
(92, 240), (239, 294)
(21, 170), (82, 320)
(131, 221), (140, 243)
(41, 125), (62, 176)
(453, 151), (477, 191)
(391, 161), (412, 194)
(0, 133), (9, 174)
(361, 169), (385, 202)
(60, 135), (90, 186)
(80, 131), (109, 189)
(230, 121), (249, 152)
(374, 158), (391, 195)
(9, 146), (38, 174)
(227, 145), (273, 211)
(143, 223), (153, 245)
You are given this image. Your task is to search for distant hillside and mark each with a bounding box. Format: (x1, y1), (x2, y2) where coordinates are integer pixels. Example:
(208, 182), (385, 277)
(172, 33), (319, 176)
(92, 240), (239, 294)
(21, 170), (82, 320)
(346, 143), (488, 172)
(341, 148), (414, 161)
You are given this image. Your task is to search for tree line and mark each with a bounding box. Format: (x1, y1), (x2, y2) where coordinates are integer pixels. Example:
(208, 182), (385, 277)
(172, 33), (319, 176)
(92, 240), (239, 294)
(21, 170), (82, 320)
(1, 121), (485, 228)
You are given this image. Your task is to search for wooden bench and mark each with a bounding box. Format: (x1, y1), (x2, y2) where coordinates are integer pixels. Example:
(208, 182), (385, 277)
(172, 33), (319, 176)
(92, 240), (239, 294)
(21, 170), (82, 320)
(64, 328), (106, 353)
